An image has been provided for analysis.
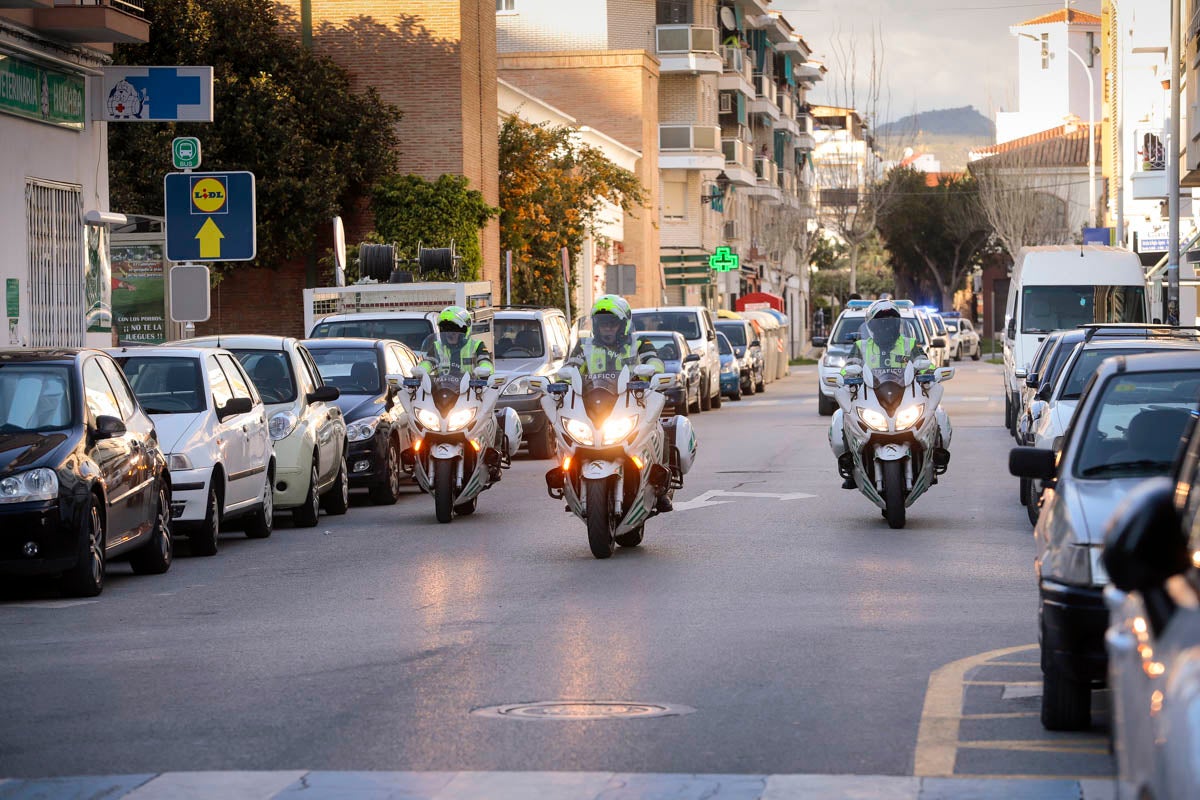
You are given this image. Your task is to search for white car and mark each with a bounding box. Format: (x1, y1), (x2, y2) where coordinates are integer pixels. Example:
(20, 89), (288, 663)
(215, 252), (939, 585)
(631, 306), (723, 411)
(180, 335), (349, 527)
(913, 308), (949, 367)
(112, 347), (274, 554)
(307, 312), (436, 356)
(943, 317), (981, 361)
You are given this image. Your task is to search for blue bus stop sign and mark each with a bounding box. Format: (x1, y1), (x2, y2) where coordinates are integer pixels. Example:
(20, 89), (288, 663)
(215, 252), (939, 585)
(164, 171), (256, 262)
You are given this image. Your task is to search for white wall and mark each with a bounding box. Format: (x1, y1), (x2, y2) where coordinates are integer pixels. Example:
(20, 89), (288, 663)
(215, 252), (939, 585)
(496, 0), (608, 53)
(1001, 20), (1102, 144)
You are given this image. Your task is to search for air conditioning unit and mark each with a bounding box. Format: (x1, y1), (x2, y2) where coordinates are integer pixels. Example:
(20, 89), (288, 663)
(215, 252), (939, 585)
(719, 92), (733, 115)
(723, 220), (740, 240)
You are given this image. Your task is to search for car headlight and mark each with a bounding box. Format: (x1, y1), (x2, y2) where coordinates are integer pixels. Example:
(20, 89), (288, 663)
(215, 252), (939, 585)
(268, 410), (299, 441)
(564, 417), (594, 445)
(347, 419), (379, 442)
(1042, 543), (1095, 586)
(446, 407), (476, 431)
(1089, 547), (1109, 585)
(857, 407), (889, 432)
(601, 415), (638, 445)
(0, 468), (59, 504)
(720, 362), (735, 375)
(416, 408), (441, 431)
(503, 377), (535, 396)
(168, 454), (193, 471)
(895, 404), (924, 430)
(824, 354), (847, 369)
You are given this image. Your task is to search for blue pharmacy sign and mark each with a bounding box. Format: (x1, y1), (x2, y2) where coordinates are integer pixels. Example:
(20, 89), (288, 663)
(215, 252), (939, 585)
(164, 172), (257, 262)
(101, 66), (213, 122)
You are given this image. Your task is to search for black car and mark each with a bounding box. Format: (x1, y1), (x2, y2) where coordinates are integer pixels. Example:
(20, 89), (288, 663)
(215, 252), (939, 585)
(635, 331), (701, 415)
(0, 349), (172, 597)
(303, 338), (417, 504)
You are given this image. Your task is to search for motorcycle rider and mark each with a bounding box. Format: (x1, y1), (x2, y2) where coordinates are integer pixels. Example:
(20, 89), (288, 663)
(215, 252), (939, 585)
(830, 299), (951, 489)
(418, 305), (494, 376)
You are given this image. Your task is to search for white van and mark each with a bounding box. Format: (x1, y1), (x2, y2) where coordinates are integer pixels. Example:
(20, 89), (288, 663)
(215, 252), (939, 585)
(1002, 245), (1148, 431)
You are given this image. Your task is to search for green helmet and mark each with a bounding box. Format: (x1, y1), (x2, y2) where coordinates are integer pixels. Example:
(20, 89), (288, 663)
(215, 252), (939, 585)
(591, 294), (632, 342)
(437, 305), (471, 334)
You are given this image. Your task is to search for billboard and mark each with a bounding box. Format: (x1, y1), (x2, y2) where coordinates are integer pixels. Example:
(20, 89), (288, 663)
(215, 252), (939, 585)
(111, 243), (167, 344)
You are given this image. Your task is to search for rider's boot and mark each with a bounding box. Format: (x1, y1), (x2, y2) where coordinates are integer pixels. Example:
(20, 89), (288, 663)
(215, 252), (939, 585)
(656, 489), (674, 513)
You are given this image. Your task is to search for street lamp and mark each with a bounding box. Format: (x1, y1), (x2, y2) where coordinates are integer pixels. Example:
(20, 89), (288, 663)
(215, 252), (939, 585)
(1015, 32), (1097, 228)
(701, 170), (732, 206)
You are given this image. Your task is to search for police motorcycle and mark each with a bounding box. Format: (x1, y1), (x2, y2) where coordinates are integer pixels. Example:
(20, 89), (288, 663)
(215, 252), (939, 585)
(398, 360), (522, 523)
(828, 306), (954, 529)
(534, 364), (696, 559)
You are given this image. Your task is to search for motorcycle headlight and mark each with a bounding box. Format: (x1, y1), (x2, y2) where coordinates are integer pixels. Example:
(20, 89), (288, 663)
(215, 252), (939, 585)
(446, 407), (477, 431)
(857, 408), (890, 432)
(168, 453), (193, 471)
(416, 408), (441, 431)
(503, 377), (534, 396)
(0, 468), (59, 504)
(268, 410), (299, 441)
(564, 417), (594, 445)
(601, 415), (638, 445)
(347, 418), (379, 442)
(895, 404), (924, 430)
(824, 354), (847, 369)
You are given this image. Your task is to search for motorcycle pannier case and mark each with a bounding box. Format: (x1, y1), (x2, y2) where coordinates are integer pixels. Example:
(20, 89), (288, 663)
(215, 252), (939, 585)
(664, 416), (697, 475)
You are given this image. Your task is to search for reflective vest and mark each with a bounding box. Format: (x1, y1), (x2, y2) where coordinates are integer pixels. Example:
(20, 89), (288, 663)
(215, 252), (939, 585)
(421, 337), (492, 374)
(855, 336), (918, 371)
(575, 342), (664, 375)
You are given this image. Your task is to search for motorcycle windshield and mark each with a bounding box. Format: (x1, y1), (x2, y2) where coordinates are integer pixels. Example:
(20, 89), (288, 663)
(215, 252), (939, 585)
(431, 367), (466, 416)
(581, 373), (619, 426)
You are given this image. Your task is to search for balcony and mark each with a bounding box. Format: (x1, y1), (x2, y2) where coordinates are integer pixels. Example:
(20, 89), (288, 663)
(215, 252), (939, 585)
(656, 25), (722, 74)
(1132, 127), (1168, 199)
(750, 74), (780, 121)
(659, 124), (725, 170)
(719, 45), (756, 98)
(752, 156), (782, 201)
(722, 137), (757, 187)
(20, 0), (150, 44)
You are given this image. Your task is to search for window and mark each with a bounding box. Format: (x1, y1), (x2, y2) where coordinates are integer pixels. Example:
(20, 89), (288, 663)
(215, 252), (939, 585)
(99, 358), (138, 420)
(0, 364), (74, 431)
(83, 359), (122, 421)
(232, 350), (296, 404)
(1040, 33), (1049, 70)
(663, 180), (687, 219)
(217, 354), (255, 401)
(26, 180), (85, 347)
(207, 356), (234, 409)
(119, 357), (204, 414)
(309, 347), (381, 394)
(1020, 285), (1147, 334)
(656, 0), (691, 24)
(496, 0), (515, 11)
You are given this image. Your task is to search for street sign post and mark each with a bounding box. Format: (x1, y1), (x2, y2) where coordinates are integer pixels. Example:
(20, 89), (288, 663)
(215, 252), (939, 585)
(172, 137), (201, 170)
(169, 264), (211, 323)
(164, 171), (256, 262)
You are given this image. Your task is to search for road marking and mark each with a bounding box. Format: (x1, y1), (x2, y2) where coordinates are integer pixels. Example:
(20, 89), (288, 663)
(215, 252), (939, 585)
(963, 680), (1041, 687)
(1002, 683), (1044, 700)
(913, 644), (1039, 777)
(674, 488), (818, 512)
(957, 739), (1108, 755)
(1, 600), (99, 609)
(961, 712), (1039, 720)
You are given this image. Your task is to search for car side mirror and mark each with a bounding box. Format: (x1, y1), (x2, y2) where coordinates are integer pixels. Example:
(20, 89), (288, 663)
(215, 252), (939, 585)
(1035, 383), (1053, 402)
(218, 397), (253, 420)
(1024, 372), (1039, 389)
(750, 339), (761, 348)
(93, 414), (126, 440)
(811, 337), (826, 348)
(932, 338), (947, 348)
(306, 385), (340, 404)
(683, 353), (701, 364)
(707, 329), (716, 341)
(1008, 447), (1057, 480)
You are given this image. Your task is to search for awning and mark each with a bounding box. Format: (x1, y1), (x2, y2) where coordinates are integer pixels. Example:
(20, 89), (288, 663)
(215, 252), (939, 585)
(735, 292), (784, 312)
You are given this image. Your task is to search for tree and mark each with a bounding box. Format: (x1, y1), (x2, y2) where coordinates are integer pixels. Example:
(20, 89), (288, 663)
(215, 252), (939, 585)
(108, 0), (401, 271)
(810, 231), (894, 305)
(876, 168), (990, 309)
(369, 175), (497, 281)
(499, 117), (646, 309)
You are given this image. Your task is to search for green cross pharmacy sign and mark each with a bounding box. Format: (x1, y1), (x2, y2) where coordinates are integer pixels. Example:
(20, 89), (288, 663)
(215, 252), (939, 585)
(709, 247), (740, 273)
(0, 54), (85, 130)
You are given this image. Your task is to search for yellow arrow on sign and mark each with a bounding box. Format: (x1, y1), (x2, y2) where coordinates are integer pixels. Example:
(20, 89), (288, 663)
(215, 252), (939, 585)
(196, 217), (224, 258)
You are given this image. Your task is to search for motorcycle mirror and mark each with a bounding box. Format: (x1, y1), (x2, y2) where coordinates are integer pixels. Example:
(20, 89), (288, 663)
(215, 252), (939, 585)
(633, 364), (657, 379)
(936, 366), (955, 383)
(912, 357), (932, 372)
(843, 364), (863, 378)
(472, 365), (493, 379)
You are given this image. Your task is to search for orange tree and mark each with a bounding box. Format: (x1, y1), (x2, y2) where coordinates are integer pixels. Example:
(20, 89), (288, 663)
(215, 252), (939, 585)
(499, 117), (645, 309)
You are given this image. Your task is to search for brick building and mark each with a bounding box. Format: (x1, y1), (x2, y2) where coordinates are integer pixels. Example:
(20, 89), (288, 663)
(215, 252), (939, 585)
(202, 0), (501, 337)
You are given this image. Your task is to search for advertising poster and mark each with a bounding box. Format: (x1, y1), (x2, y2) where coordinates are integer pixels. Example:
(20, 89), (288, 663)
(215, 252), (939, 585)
(111, 243), (167, 344)
(85, 225), (112, 333)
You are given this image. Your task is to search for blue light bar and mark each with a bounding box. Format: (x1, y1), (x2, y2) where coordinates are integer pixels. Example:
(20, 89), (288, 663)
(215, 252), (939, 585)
(846, 299), (874, 309)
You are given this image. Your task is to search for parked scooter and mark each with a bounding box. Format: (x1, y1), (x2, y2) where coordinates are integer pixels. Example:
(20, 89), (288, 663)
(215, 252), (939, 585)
(828, 315), (954, 529)
(398, 365), (521, 523)
(537, 364), (696, 559)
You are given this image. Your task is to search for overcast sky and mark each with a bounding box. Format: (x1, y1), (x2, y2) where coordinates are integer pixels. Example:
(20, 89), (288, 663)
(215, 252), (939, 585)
(771, 0), (1101, 123)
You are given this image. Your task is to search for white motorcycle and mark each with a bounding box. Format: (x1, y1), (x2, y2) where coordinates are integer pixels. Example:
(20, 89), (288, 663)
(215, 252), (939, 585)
(829, 327), (954, 529)
(535, 365), (696, 559)
(399, 365), (522, 523)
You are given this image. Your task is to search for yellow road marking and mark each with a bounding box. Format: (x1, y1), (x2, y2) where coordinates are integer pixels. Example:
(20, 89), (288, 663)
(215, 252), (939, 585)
(960, 712), (1039, 720)
(957, 739), (1108, 755)
(978, 661), (1041, 667)
(913, 644), (1039, 777)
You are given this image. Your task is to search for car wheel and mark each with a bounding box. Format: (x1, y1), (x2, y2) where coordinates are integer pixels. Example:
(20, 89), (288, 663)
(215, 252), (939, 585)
(1042, 662), (1091, 731)
(729, 381), (742, 401)
(1004, 393), (1014, 431)
(972, 344), (981, 361)
(370, 440), (404, 504)
(699, 373), (712, 411)
(954, 346), (962, 362)
(675, 394), (689, 416)
(62, 497), (104, 598)
(321, 454), (350, 516)
(130, 484), (173, 575)
(818, 392), (837, 417)
(191, 486), (221, 557)
(1026, 485), (1041, 527)
(244, 468), (274, 538)
(1019, 476), (1030, 506)
(293, 461), (321, 528)
(755, 371), (765, 393)
(527, 425), (555, 461)
(744, 375), (755, 396)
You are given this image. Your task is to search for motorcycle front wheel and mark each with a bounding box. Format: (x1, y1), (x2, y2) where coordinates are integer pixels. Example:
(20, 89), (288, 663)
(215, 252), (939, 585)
(585, 478), (615, 559)
(434, 458), (455, 524)
(882, 460), (906, 529)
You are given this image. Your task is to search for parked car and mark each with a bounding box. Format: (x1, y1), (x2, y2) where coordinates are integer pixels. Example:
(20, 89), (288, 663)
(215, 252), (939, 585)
(634, 330), (701, 415)
(944, 318), (981, 361)
(308, 312), (435, 355)
(716, 331), (742, 401)
(111, 347), (274, 555)
(303, 338), (417, 505)
(1014, 330), (1078, 447)
(714, 318), (764, 397)
(492, 307), (571, 459)
(631, 306), (722, 411)
(913, 307), (949, 367)
(1103, 413), (1200, 800)
(180, 336), (348, 527)
(1010, 350), (1200, 730)
(0, 349), (172, 596)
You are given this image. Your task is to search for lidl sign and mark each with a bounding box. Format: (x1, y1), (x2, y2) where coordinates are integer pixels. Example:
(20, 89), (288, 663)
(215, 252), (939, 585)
(164, 171), (256, 262)
(709, 247), (740, 272)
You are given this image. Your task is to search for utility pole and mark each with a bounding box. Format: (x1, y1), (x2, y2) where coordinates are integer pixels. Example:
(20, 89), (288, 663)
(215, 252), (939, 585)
(1168, 0), (1181, 324)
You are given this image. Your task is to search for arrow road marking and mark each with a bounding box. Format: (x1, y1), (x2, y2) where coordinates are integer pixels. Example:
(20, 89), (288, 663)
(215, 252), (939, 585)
(674, 488), (816, 512)
(196, 217), (224, 258)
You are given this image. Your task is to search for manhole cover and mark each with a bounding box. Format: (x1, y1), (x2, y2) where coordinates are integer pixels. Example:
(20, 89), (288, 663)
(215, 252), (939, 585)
(471, 701), (695, 720)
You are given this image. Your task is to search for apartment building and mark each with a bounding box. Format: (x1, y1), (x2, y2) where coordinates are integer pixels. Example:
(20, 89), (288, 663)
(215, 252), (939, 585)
(0, 1), (150, 348)
(497, 0), (821, 346)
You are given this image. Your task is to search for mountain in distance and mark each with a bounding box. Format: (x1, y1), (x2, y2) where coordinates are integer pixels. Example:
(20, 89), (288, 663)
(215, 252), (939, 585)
(876, 106), (995, 172)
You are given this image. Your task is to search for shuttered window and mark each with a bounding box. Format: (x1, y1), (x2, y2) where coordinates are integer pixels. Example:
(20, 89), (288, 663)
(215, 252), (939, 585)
(26, 179), (84, 347)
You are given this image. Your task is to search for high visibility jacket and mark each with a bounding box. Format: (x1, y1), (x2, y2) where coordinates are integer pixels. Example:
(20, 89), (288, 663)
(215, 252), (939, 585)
(845, 336), (931, 374)
(419, 336), (493, 375)
(569, 340), (664, 375)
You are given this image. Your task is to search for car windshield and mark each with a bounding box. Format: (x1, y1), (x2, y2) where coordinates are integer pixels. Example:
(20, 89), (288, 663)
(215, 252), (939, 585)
(1061, 346), (1167, 400)
(494, 319), (545, 359)
(944, 321), (959, 333)
(638, 335), (681, 362)
(716, 323), (746, 347)
(310, 318), (433, 351)
(931, 316), (947, 335)
(633, 311), (701, 341)
(309, 348), (380, 394)
(1021, 285), (1147, 334)
(717, 333), (733, 356)
(1074, 370), (1200, 478)
(231, 350), (296, 404)
(118, 356), (205, 414)
(829, 315), (864, 345)
(0, 364), (74, 432)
